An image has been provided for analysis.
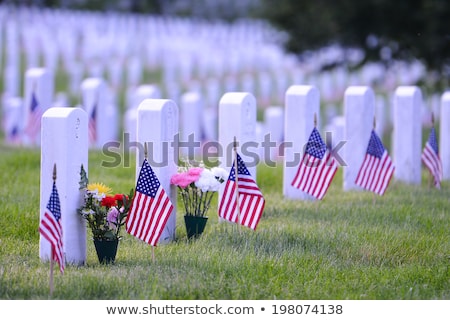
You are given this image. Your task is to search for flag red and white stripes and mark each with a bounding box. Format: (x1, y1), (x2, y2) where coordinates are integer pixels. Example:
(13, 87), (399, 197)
(355, 130), (394, 195)
(24, 92), (42, 142)
(219, 153), (265, 230)
(126, 158), (174, 246)
(88, 105), (96, 145)
(39, 181), (64, 274)
(291, 127), (337, 200)
(422, 126), (442, 189)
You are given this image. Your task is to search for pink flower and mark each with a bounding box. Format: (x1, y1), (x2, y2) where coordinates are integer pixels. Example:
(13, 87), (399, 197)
(107, 207), (120, 227)
(171, 168), (203, 188)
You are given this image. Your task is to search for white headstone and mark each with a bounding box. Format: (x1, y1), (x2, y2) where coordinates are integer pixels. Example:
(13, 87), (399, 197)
(283, 85), (320, 200)
(180, 91), (203, 157)
(218, 92), (257, 179)
(439, 91), (450, 179)
(125, 84), (161, 144)
(393, 86), (422, 184)
(343, 86), (375, 191)
(2, 96), (23, 145)
(264, 106), (284, 162)
(23, 68), (54, 146)
(136, 99), (179, 243)
(40, 107), (88, 265)
(80, 77), (113, 149)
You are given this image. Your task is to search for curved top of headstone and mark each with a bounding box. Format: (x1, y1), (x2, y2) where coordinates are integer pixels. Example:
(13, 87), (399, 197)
(344, 85), (373, 96)
(137, 98), (177, 112)
(25, 67), (47, 77)
(219, 92), (255, 105)
(286, 85), (318, 95)
(81, 77), (104, 88)
(395, 85), (421, 97)
(42, 106), (86, 119)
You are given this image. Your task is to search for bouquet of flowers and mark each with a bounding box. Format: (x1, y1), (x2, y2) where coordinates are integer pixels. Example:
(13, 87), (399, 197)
(78, 165), (134, 241)
(170, 161), (228, 217)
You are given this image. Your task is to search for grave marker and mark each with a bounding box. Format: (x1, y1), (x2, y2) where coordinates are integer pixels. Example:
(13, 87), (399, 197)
(283, 85), (320, 200)
(40, 107), (88, 265)
(136, 99), (179, 243)
(439, 91), (450, 179)
(393, 86), (422, 184)
(343, 86), (375, 191)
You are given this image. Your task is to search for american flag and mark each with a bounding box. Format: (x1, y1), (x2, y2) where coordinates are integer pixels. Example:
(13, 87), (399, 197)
(24, 92), (41, 142)
(88, 104), (96, 145)
(7, 125), (21, 144)
(355, 130), (395, 195)
(39, 181), (64, 274)
(218, 153), (265, 230)
(291, 127), (337, 200)
(422, 126), (442, 189)
(126, 158), (174, 246)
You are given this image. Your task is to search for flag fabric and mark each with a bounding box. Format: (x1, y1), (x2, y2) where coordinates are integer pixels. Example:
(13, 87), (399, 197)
(422, 126), (442, 189)
(39, 181), (64, 274)
(7, 125), (21, 145)
(88, 104), (96, 144)
(24, 92), (41, 142)
(218, 153), (265, 230)
(126, 158), (174, 246)
(291, 127), (338, 200)
(355, 130), (395, 195)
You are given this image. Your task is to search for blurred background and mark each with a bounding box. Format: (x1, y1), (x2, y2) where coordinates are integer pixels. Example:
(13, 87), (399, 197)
(0, 0), (448, 146)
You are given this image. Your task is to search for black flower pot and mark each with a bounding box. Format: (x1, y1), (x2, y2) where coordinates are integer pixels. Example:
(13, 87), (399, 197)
(184, 215), (208, 239)
(93, 238), (119, 264)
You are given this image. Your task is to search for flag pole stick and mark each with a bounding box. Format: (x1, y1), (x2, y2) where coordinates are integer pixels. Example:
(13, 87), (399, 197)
(313, 114), (320, 213)
(144, 142), (156, 262)
(233, 136), (241, 231)
(49, 247), (54, 296)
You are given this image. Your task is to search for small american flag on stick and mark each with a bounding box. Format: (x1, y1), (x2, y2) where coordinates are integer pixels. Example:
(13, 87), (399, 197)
(218, 152), (265, 230)
(422, 121), (442, 189)
(355, 129), (394, 195)
(291, 126), (337, 200)
(126, 158), (174, 246)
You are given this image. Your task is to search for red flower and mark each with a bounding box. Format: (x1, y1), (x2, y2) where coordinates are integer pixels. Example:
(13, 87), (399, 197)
(101, 196), (117, 207)
(114, 194), (128, 201)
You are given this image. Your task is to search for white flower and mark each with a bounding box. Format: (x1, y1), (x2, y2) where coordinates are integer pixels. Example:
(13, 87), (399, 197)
(211, 167), (228, 183)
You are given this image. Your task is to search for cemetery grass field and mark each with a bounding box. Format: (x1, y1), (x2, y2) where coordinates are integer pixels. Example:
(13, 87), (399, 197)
(0, 143), (448, 300)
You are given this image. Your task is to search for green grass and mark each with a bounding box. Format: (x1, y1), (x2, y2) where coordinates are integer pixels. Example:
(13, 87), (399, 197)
(0, 143), (448, 300)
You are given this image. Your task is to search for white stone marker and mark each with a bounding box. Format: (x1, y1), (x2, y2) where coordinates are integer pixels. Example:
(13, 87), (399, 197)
(440, 91), (450, 179)
(343, 86), (375, 191)
(218, 92), (257, 180)
(81, 77), (111, 149)
(125, 84), (161, 145)
(136, 99), (179, 243)
(40, 107), (88, 265)
(23, 68), (54, 146)
(2, 96), (23, 145)
(180, 91), (203, 157)
(264, 106), (284, 162)
(283, 85), (320, 200)
(393, 86), (422, 184)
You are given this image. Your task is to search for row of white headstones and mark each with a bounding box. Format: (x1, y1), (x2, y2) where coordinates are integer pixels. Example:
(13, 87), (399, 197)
(0, 4), (430, 113)
(38, 65), (450, 265)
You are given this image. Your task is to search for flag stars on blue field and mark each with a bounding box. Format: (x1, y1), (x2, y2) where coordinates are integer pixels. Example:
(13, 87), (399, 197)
(306, 127), (327, 159)
(367, 130), (385, 159)
(136, 159), (160, 197)
(229, 154), (252, 181)
(47, 182), (61, 221)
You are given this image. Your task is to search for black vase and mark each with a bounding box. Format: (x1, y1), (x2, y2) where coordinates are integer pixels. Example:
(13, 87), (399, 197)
(184, 215), (208, 239)
(93, 238), (119, 264)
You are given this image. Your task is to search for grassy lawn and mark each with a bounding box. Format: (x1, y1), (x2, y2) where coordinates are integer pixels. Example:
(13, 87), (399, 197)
(0, 143), (448, 299)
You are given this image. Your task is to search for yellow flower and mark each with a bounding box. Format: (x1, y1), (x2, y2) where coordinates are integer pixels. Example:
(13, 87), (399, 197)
(87, 183), (112, 196)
